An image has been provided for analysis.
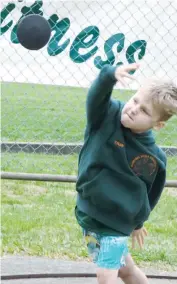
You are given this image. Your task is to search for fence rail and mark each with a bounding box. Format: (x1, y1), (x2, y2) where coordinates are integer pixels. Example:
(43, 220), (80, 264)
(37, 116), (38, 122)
(1, 172), (177, 188)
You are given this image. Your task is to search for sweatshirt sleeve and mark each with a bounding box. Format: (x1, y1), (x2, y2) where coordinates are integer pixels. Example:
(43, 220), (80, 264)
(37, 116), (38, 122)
(86, 65), (117, 130)
(148, 167), (166, 211)
(135, 153), (167, 231)
(135, 169), (166, 231)
(135, 222), (144, 230)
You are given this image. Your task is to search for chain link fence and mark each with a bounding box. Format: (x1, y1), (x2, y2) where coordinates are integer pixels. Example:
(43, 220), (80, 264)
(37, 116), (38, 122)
(1, 0), (177, 274)
(1, 0), (177, 180)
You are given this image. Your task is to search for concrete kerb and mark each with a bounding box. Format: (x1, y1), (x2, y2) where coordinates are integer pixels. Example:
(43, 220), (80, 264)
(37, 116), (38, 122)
(1, 256), (177, 279)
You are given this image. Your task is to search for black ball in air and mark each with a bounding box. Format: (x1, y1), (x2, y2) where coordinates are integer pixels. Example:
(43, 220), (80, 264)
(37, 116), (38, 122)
(17, 14), (51, 50)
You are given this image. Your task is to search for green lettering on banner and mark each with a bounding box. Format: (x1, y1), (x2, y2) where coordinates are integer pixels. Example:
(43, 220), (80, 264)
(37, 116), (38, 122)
(11, 1), (43, 43)
(94, 33), (125, 69)
(47, 14), (70, 56)
(70, 26), (99, 63)
(0, 3), (15, 35)
(0, 1), (147, 70)
(126, 40), (147, 74)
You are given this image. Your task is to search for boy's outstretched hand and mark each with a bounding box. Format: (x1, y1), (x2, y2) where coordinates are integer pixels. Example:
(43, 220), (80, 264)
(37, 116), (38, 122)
(132, 227), (148, 249)
(114, 63), (140, 86)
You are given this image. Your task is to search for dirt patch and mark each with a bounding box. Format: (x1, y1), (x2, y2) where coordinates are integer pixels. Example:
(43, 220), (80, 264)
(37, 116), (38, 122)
(2, 180), (47, 197)
(64, 190), (76, 196)
(166, 187), (177, 197)
(22, 184), (48, 195)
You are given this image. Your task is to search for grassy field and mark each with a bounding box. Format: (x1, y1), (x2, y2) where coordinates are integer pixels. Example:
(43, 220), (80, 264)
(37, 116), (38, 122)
(1, 82), (177, 145)
(1, 179), (177, 270)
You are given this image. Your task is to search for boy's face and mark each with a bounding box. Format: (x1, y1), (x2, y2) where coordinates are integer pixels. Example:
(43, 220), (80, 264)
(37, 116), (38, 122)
(121, 87), (163, 133)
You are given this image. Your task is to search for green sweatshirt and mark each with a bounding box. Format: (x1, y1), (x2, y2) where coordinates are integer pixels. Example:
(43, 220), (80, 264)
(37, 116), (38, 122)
(75, 65), (167, 236)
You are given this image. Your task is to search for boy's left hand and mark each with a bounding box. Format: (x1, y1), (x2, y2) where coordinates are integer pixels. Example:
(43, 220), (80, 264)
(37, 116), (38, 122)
(131, 227), (148, 249)
(114, 63), (139, 86)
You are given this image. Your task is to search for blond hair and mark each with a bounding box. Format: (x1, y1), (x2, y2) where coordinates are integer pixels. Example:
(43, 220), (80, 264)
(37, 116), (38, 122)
(145, 78), (177, 121)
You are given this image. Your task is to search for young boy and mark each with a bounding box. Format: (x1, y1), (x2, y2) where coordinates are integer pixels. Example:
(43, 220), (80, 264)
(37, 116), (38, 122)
(75, 63), (177, 284)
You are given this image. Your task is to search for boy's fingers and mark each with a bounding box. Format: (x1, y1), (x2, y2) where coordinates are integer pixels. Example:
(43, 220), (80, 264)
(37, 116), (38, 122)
(125, 63), (140, 71)
(122, 72), (136, 80)
(137, 235), (143, 249)
(132, 237), (135, 249)
(140, 234), (144, 246)
(118, 77), (127, 87)
(143, 228), (148, 236)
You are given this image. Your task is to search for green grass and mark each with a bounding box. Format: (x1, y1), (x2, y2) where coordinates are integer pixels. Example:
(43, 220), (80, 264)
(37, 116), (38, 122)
(1, 179), (177, 270)
(1, 82), (177, 145)
(1, 152), (177, 179)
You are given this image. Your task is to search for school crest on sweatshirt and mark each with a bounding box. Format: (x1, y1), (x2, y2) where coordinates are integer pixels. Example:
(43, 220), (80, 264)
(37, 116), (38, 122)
(131, 154), (157, 177)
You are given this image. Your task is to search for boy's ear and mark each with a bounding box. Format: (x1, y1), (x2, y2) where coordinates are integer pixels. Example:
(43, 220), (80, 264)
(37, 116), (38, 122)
(153, 121), (165, 131)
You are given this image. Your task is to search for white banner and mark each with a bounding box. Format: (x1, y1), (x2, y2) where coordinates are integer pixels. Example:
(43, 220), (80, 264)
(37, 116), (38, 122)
(1, 0), (177, 88)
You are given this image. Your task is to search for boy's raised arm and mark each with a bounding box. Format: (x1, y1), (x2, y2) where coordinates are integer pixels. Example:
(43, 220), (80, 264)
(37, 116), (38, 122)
(86, 65), (117, 130)
(86, 63), (139, 130)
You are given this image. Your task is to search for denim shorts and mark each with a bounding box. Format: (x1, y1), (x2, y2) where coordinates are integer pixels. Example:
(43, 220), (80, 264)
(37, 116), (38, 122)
(83, 229), (129, 270)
